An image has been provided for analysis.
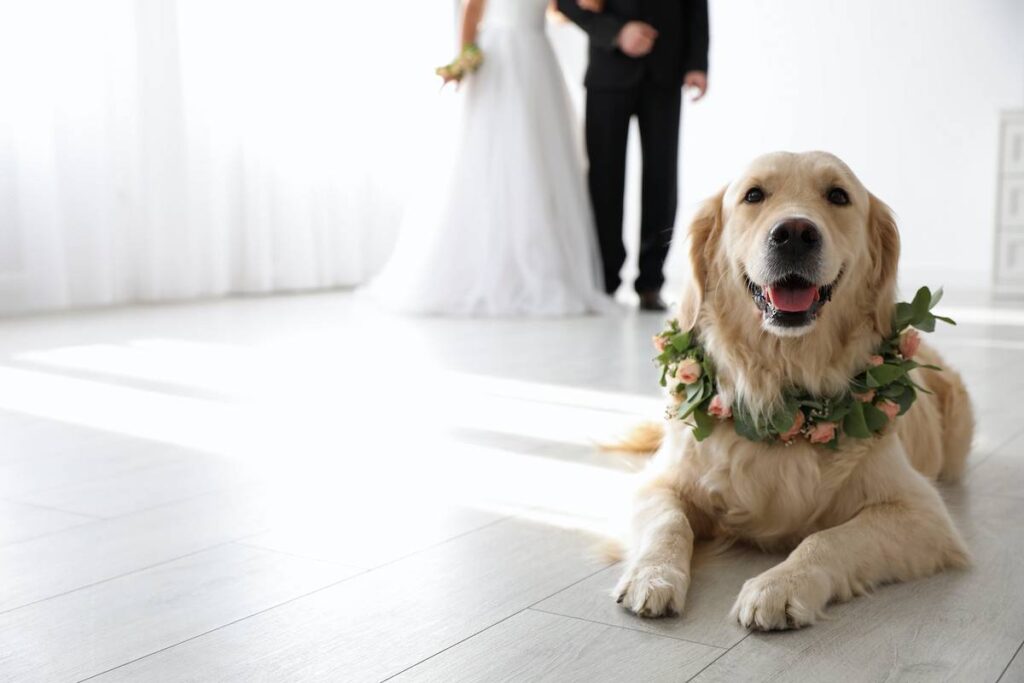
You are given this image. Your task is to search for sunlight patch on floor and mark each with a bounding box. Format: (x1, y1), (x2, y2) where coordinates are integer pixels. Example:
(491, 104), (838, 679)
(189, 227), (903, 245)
(3, 338), (661, 459)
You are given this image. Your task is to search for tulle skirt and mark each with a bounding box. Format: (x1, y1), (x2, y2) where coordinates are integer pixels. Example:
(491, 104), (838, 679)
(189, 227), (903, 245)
(365, 24), (611, 317)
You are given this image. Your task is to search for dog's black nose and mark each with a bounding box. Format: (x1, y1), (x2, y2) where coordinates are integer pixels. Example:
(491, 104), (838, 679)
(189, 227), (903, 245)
(768, 219), (821, 257)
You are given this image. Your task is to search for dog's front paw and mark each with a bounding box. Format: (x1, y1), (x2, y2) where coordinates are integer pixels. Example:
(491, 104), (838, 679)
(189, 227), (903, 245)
(731, 566), (831, 631)
(613, 563), (689, 618)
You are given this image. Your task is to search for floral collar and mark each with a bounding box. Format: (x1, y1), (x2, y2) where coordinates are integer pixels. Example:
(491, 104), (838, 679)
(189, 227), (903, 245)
(653, 286), (954, 447)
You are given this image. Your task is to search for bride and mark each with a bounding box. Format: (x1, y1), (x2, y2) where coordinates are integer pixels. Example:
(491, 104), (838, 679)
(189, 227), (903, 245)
(366, 0), (611, 317)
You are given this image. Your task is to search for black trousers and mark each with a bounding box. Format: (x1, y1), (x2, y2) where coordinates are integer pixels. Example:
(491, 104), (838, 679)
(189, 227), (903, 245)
(585, 82), (682, 295)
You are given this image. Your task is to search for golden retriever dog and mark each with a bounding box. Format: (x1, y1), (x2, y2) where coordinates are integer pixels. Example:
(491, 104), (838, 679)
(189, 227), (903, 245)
(615, 151), (972, 630)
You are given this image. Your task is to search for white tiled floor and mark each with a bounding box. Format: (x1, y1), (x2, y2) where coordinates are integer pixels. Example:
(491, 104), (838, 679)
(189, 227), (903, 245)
(0, 290), (1022, 682)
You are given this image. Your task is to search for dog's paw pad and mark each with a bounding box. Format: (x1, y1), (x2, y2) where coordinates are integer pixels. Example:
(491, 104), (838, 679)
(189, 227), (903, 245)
(612, 564), (689, 618)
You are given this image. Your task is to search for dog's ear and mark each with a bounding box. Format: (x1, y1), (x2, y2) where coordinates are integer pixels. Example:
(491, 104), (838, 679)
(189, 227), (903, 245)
(867, 193), (900, 336)
(676, 188), (725, 331)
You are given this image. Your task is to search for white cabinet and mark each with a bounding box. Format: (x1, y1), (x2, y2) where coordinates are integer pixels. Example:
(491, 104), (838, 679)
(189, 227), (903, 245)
(1002, 119), (1024, 175)
(1000, 177), (1024, 227)
(995, 110), (1024, 291)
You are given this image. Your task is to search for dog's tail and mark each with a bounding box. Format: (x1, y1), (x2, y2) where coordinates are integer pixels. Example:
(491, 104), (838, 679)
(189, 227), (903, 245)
(935, 366), (974, 482)
(592, 536), (626, 564)
(601, 421), (664, 455)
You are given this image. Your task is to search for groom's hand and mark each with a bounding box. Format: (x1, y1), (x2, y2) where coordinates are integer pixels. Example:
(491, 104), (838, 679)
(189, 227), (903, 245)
(683, 71), (708, 101)
(617, 21), (657, 57)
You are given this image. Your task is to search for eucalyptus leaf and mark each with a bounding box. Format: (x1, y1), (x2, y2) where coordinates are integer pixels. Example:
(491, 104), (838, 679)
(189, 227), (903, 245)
(895, 385), (916, 414)
(911, 286), (932, 320)
(692, 409), (715, 441)
(893, 302), (914, 328)
(929, 287), (944, 309)
(867, 363), (906, 386)
(686, 380), (703, 401)
(733, 407), (766, 442)
(849, 376), (870, 392)
(771, 407), (796, 434)
(862, 402), (889, 432)
(670, 332), (691, 352)
(914, 314), (936, 333)
(879, 383), (905, 398)
(843, 402), (871, 438)
(677, 388), (707, 420)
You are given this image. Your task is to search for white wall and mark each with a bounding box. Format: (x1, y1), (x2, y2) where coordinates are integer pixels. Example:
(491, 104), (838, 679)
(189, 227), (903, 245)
(550, 0), (1024, 294)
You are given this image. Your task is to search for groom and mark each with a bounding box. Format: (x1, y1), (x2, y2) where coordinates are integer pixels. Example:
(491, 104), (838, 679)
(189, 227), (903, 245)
(557, 0), (709, 311)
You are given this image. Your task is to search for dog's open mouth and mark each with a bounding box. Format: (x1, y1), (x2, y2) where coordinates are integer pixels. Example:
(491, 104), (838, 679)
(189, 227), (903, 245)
(745, 272), (840, 328)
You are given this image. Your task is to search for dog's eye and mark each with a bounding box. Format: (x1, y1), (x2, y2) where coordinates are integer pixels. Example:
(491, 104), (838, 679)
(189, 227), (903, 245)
(827, 187), (850, 206)
(744, 187), (765, 204)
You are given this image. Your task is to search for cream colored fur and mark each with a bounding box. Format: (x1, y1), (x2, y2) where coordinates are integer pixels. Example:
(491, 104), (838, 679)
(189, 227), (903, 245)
(615, 151), (972, 630)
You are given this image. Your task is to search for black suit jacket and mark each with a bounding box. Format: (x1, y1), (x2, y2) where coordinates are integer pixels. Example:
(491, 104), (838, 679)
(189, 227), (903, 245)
(556, 0), (709, 89)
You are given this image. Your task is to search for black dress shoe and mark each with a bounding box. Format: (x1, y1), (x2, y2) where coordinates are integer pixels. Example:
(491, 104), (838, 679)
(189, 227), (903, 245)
(638, 291), (667, 312)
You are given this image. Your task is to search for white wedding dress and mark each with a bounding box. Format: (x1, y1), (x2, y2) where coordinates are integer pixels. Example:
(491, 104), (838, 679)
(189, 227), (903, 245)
(366, 0), (610, 316)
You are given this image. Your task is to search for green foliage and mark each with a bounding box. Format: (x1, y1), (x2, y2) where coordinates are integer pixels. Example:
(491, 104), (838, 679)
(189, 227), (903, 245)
(770, 395), (800, 434)
(862, 403), (890, 432)
(894, 286), (956, 335)
(866, 363), (907, 387)
(843, 402), (871, 438)
(654, 285), (955, 446)
(692, 409), (715, 441)
(732, 405), (767, 442)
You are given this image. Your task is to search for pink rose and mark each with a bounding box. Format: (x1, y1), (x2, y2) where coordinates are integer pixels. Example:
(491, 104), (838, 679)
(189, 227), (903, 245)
(899, 329), (920, 359)
(852, 389), (876, 403)
(708, 395), (732, 419)
(675, 358), (702, 384)
(779, 410), (805, 442)
(653, 335), (668, 352)
(807, 421), (837, 444)
(868, 355), (885, 367)
(878, 399), (900, 420)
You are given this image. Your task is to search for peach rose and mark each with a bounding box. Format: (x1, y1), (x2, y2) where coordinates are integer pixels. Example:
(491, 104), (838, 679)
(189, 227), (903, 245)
(807, 421), (837, 444)
(878, 399), (900, 420)
(868, 355), (885, 367)
(852, 389), (876, 403)
(779, 410), (805, 442)
(708, 395), (732, 419)
(653, 335), (668, 352)
(675, 358), (702, 384)
(899, 329), (921, 359)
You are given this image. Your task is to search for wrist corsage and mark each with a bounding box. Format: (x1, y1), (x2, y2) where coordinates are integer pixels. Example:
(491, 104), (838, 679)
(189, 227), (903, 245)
(436, 43), (484, 82)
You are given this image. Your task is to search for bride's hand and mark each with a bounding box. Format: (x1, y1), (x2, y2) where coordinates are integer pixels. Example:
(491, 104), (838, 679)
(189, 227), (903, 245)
(577, 0), (604, 11)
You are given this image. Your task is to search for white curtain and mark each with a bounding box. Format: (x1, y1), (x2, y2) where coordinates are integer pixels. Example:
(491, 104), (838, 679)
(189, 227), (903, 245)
(0, 1), (455, 315)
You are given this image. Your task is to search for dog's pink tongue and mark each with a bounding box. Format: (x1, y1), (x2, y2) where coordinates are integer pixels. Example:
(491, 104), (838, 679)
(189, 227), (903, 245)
(767, 286), (819, 312)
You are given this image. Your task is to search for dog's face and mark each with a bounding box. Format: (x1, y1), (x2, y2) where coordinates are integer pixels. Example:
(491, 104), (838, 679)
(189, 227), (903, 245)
(724, 152), (869, 335)
(684, 152), (898, 340)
